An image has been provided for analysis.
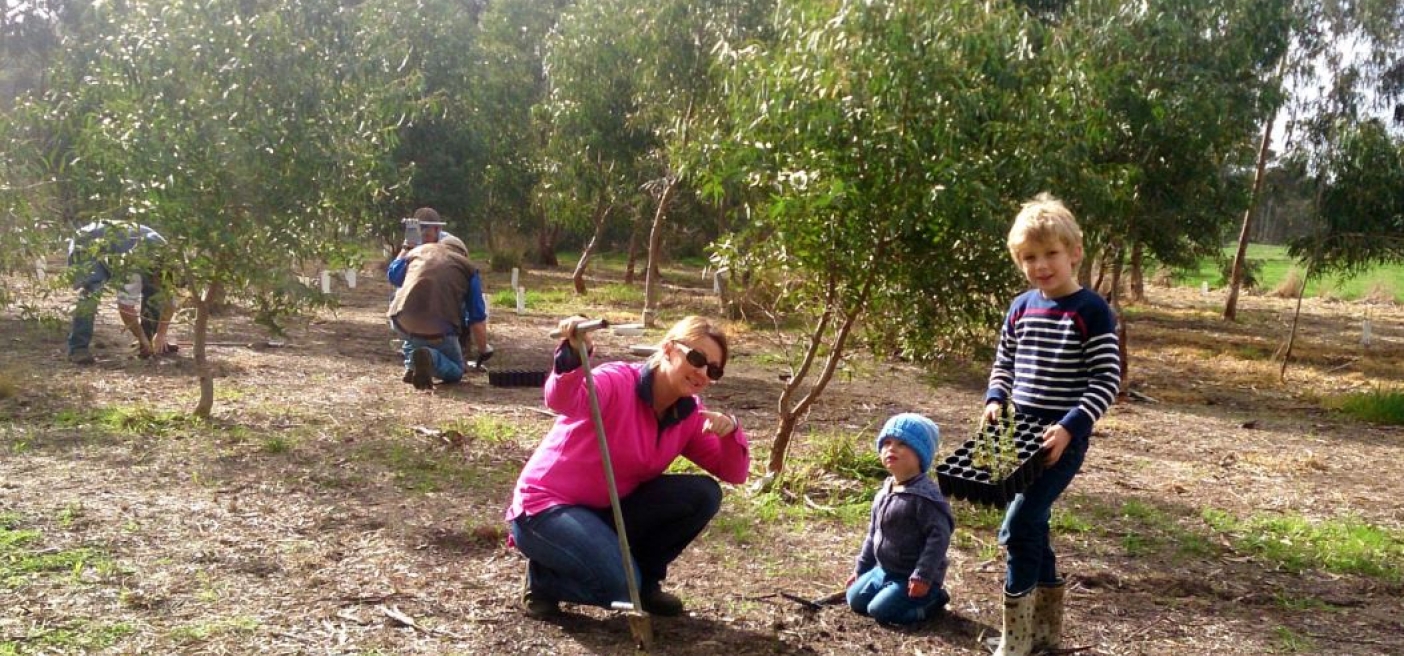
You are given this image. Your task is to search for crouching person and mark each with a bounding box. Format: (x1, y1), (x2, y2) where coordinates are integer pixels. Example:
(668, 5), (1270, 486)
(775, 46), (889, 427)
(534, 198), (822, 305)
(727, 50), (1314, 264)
(387, 235), (477, 389)
(846, 413), (955, 625)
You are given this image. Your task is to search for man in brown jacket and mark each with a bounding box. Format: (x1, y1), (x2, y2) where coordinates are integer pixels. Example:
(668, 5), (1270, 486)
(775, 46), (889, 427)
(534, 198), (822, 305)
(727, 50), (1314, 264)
(387, 236), (480, 389)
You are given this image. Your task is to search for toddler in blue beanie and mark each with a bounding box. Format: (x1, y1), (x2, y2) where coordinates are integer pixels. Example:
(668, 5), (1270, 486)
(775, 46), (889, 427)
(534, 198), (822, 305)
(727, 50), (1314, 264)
(845, 413), (956, 625)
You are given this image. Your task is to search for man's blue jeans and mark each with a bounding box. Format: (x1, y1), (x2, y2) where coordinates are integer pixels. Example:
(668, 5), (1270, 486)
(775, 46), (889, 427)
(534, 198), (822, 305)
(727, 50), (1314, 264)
(847, 566), (950, 625)
(67, 261), (109, 355)
(397, 332), (465, 383)
(998, 436), (1088, 594)
(510, 475), (722, 608)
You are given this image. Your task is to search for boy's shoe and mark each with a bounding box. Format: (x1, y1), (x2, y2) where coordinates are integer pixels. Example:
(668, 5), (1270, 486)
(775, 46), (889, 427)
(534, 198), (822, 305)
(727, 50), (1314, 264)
(410, 347), (434, 390)
(641, 588), (685, 617)
(68, 349), (96, 365)
(402, 369), (414, 384)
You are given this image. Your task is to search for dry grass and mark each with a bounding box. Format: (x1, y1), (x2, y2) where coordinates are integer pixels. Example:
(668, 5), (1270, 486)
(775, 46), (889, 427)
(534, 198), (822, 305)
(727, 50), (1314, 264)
(1, 272), (1402, 655)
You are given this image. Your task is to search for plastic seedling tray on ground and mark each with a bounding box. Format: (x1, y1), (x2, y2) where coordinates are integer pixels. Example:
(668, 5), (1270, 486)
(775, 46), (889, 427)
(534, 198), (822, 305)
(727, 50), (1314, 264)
(934, 412), (1050, 507)
(487, 369), (550, 388)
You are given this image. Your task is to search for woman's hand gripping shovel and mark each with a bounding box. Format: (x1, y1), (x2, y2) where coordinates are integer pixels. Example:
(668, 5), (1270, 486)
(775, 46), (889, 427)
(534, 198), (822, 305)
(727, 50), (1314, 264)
(552, 318), (654, 651)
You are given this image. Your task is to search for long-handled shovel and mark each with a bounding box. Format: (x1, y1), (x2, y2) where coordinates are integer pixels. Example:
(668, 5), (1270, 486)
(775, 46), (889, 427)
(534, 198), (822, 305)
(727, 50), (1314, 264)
(551, 318), (654, 650)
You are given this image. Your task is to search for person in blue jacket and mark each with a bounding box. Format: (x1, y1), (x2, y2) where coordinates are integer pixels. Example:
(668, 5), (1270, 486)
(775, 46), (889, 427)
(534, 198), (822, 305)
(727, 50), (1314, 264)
(388, 208), (491, 371)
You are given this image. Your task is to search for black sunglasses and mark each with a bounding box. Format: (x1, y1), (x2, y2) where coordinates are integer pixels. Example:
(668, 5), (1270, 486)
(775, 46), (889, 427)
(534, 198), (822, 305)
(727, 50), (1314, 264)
(674, 342), (724, 381)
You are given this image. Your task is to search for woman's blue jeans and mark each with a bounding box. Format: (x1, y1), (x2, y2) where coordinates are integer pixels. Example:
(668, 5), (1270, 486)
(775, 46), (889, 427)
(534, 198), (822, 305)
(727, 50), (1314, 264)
(846, 566), (950, 625)
(510, 474), (722, 608)
(998, 436), (1088, 594)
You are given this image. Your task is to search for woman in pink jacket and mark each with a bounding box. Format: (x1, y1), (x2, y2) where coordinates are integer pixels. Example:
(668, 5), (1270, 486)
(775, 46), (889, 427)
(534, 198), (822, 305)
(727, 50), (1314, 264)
(507, 315), (750, 619)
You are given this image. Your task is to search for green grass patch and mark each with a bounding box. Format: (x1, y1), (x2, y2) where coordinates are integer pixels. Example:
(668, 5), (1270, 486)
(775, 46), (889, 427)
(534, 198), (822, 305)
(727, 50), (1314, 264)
(440, 415), (541, 446)
(1203, 509), (1404, 581)
(168, 616), (259, 644)
(1324, 386), (1404, 426)
(1271, 625), (1317, 653)
(354, 441), (481, 494)
(764, 428), (887, 521)
(48, 405), (194, 437)
(1169, 244), (1404, 302)
(490, 286), (573, 314)
(0, 620), (135, 653)
(592, 283), (646, 306)
(0, 512), (119, 589)
(261, 435), (292, 454)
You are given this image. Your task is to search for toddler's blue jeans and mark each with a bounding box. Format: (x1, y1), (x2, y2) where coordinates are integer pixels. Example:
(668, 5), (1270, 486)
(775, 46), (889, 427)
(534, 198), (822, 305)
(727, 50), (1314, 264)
(998, 436), (1088, 594)
(511, 474), (722, 609)
(847, 566), (950, 625)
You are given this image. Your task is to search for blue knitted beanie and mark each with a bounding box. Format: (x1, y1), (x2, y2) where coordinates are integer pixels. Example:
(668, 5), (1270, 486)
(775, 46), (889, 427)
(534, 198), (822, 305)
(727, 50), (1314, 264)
(876, 413), (940, 472)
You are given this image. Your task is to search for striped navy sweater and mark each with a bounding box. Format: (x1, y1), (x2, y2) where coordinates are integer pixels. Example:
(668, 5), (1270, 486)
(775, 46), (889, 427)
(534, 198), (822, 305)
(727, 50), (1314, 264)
(985, 287), (1121, 440)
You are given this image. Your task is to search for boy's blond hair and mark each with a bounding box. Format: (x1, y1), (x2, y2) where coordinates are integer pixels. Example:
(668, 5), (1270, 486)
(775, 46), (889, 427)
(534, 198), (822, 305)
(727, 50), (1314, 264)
(1007, 193), (1082, 264)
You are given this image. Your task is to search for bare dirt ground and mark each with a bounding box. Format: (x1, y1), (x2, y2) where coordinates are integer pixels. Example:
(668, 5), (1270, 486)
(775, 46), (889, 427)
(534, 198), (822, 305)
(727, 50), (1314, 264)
(1, 264), (1401, 655)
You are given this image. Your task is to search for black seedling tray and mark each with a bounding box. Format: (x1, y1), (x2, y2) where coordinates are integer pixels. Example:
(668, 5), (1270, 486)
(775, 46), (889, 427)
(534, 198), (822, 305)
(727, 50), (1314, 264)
(934, 412), (1049, 507)
(487, 369), (550, 388)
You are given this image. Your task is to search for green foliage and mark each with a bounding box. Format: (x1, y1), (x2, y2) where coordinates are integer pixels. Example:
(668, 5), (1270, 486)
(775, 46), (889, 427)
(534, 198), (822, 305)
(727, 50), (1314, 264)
(4, 0), (420, 415)
(96, 406), (190, 436)
(1203, 508), (1404, 581)
(1289, 120), (1404, 278)
(1326, 386), (1404, 426)
(1218, 257), (1263, 290)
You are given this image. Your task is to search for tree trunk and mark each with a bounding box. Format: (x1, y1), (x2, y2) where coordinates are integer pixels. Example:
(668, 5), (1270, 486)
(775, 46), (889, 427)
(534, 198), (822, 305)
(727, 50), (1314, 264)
(535, 222), (560, 267)
(1225, 112), (1275, 321)
(1109, 248), (1129, 396)
(1129, 242), (1145, 303)
(483, 189), (496, 255)
(764, 263), (878, 478)
(1279, 259), (1312, 381)
(641, 178), (677, 327)
(572, 195), (612, 295)
(624, 214), (643, 285)
(192, 282), (220, 419)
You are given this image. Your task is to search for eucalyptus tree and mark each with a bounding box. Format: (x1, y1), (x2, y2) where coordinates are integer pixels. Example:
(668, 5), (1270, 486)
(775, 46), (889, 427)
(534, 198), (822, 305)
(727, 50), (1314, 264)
(471, 0), (566, 257)
(1225, 0), (1404, 319)
(0, 0), (91, 301)
(12, 0), (415, 417)
(537, 0), (654, 293)
(535, 0), (768, 302)
(1047, 0), (1291, 302)
(1276, 119), (1404, 375)
(627, 0), (774, 326)
(704, 0), (1056, 478)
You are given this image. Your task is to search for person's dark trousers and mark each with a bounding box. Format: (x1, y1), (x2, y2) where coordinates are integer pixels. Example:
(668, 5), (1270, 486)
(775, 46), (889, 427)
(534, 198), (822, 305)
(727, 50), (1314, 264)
(998, 436), (1088, 594)
(139, 275), (162, 341)
(513, 474), (722, 607)
(601, 474), (723, 591)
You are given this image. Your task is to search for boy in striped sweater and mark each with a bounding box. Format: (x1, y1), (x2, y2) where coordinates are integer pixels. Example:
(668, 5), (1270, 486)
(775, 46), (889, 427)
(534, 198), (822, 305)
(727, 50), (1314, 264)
(984, 193), (1121, 656)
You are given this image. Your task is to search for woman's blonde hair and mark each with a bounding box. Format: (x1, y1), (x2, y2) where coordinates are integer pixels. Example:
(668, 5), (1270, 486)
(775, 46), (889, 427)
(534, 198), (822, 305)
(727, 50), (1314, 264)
(1007, 192), (1083, 263)
(648, 315), (729, 369)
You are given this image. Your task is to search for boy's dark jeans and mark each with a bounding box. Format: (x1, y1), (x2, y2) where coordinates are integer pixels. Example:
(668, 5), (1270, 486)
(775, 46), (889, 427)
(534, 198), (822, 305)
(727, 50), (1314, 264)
(998, 436), (1088, 594)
